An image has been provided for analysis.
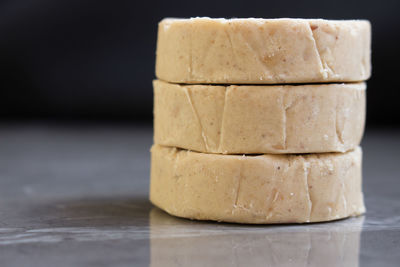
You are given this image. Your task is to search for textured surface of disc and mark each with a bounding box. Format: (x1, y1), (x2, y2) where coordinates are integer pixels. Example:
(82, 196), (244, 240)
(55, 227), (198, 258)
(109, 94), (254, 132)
(150, 145), (365, 224)
(156, 18), (371, 84)
(154, 80), (366, 154)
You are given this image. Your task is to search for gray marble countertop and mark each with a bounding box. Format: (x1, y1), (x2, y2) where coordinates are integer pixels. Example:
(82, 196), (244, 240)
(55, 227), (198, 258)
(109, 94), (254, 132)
(0, 123), (399, 267)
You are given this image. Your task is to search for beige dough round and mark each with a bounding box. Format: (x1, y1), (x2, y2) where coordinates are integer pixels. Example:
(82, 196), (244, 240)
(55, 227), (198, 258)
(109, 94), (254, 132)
(153, 80), (366, 154)
(156, 18), (371, 84)
(150, 145), (365, 224)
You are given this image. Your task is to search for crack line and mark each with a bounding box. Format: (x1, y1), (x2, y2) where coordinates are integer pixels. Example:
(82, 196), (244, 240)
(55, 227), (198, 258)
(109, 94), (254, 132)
(283, 92), (288, 151)
(184, 87), (209, 151)
(303, 158), (312, 222)
(218, 87), (228, 153)
(309, 24), (330, 79)
(335, 100), (345, 145)
(188, 23), (193, 80)
(234, 158), (243, 209)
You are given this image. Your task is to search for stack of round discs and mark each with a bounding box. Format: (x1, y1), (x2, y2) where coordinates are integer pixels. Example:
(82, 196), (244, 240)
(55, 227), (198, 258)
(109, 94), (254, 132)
(150, 18), (371, 224)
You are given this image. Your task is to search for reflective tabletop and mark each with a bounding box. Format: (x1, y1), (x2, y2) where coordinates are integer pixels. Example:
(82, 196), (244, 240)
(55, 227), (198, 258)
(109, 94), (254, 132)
(0, 123), (399, 266)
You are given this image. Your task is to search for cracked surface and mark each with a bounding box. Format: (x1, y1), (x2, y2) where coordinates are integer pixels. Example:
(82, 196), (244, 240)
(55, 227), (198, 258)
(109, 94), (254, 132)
(154, 80), (366, 154)
(156, 18), (371, 84)
(183, 87), (209, 151)
(217, 88), (228, 152)
(150, 145), (365, 224)
(282, 94), (288, 151)
(233, 159), (243, 208)
(303, 160), (312, 222)
(335, 103), (345, 145)
(309, 23), (330, 79)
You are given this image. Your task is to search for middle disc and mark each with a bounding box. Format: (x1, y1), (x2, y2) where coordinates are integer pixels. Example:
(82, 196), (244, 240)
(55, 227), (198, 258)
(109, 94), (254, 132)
(153, 80), (365, 154)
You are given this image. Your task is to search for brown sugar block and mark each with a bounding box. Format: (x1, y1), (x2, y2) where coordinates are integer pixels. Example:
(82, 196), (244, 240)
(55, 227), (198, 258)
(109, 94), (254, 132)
(150, 145), (365, 224)
(156, 18), (371, 84)
(153, 80), (366, 154)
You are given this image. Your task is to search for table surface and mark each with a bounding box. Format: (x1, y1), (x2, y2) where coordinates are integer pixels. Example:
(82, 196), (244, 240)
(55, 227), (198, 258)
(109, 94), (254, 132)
(0, 123), (399, 267)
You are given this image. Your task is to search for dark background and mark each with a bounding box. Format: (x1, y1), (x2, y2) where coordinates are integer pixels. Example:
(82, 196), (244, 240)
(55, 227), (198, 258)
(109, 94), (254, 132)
(0, 0), (398, 127)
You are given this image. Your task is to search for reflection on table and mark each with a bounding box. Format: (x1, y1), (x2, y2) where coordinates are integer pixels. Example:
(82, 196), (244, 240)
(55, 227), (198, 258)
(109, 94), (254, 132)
(150, 208), (363, 267)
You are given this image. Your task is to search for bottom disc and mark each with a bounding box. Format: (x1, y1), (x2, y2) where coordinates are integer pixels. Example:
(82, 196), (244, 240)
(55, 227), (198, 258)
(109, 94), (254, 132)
(150, 145), (365, 224)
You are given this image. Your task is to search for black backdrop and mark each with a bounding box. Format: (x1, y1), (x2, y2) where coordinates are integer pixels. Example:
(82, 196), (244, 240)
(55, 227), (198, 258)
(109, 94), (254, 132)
(0, 0), (399, 126)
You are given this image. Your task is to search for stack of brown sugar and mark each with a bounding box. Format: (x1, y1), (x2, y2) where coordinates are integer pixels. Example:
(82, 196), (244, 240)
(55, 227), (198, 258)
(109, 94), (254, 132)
(150, 18), (371, 224)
